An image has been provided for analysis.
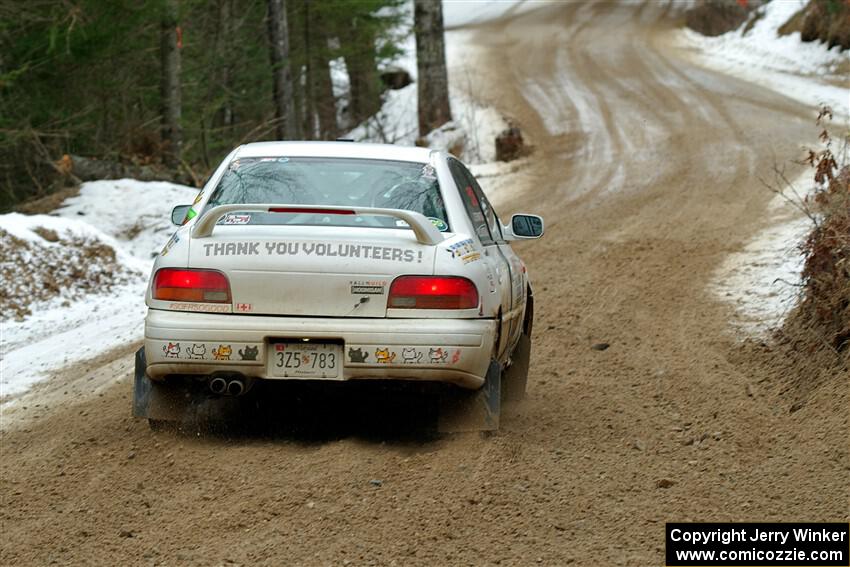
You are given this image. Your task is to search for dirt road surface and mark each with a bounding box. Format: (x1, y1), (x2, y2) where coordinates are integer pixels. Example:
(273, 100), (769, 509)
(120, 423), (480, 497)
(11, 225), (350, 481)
(2, 3), (847, 566)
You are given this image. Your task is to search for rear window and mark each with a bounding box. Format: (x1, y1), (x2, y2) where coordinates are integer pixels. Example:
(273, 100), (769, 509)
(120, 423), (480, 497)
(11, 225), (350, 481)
(205, 157), (449, 231)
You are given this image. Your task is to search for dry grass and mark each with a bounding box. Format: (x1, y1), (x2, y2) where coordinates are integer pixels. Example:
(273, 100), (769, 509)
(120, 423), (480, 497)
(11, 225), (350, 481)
(31, 227), (59, 242)
(777, 108), (850, 371)
(0, 227), (138, 321)
(12, 185), (80, 215)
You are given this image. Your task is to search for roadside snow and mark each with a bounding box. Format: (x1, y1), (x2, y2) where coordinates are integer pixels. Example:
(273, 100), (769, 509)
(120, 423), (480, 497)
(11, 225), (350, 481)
(55, 179), (199, 260)
(710, 172), (811, 337)
(677, 1), (844, 336)
(469, 158), (534, 209)
(443, 0), (540, 29)
(675, 0), (850, 119)
(0, 282), (148, 398)
(0, 179), (196, 400)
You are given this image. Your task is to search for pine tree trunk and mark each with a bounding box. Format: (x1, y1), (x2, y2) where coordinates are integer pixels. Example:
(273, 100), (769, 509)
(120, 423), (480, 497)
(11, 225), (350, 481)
(313, 42), (338, 140)
(414, 0), (452, 136)
(341, 25), (381, 125)
(267, 0), (296, 140)
(302, 1), (316, 139)
(160, 0), (182, 167)
(287, 0), (306, 139)
(215, 0), (234, 130)
(304, 3), (337, 139)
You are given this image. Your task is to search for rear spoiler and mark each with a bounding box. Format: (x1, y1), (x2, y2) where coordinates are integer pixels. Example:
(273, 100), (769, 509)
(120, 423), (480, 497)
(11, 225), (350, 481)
(192, 204), (444, 245)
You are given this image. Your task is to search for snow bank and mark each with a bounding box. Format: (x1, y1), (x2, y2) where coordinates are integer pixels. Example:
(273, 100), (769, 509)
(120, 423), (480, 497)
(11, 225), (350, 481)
(710, 172), (812, 337)
(675, 0), (850, 118)
(54, 179), (199, 260)
(0, 214), (145, 321)
(0, 179), (196, 399)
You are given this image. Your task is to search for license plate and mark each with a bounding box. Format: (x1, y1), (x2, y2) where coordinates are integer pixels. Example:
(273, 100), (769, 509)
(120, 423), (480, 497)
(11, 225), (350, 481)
(268, 342), (342, 379)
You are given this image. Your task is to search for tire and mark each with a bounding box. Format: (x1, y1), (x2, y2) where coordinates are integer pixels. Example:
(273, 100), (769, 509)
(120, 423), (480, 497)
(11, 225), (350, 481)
(502, 332), (531, 403)
(148, 419), (172, 432)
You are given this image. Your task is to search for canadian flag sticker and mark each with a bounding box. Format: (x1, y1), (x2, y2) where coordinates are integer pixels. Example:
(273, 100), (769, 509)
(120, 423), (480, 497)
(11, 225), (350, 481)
(236, 303), (252, 312)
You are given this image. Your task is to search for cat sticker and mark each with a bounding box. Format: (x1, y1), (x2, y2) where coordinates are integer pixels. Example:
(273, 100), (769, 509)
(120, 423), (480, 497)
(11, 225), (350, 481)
(186, 343), (206, 359)
(429, 348), (448, 364)
(212, 345), (232, 360)
(375, 348), (396, 364)
(402, 348), (422, 364)
(163, 342), (181, 358)
(348, 348), (368, 363)
(238, 345), (259, 361)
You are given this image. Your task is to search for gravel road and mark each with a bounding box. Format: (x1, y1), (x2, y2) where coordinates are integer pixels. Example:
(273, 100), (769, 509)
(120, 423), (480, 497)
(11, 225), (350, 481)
(2, 3), (846, 566)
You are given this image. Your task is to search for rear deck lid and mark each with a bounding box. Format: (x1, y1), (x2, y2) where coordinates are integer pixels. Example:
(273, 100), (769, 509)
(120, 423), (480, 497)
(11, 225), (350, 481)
(189, 224), (438, 317)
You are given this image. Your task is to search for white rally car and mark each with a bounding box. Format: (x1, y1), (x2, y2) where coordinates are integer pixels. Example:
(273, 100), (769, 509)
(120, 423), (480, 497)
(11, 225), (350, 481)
(133, 141), (543, 430)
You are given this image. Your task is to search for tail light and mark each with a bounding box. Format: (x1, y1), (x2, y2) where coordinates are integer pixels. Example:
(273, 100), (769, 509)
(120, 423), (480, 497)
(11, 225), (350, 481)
(388, 276), (479, 309)
(153, 268), (231, 303)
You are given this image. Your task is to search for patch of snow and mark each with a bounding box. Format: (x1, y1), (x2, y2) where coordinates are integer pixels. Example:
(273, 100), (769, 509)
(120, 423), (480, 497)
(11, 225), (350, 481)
(674, 0), (850, 119)
(421, 120), (466, 153)
(55, 179), (199, 261)
(346, 6), (509, 164)
(443, 0), (541, 29)
(710, 172), (812, 337)
(0, 179), (196, 401)
(469, 158), (534, 209)
(0, 281), (147, 399)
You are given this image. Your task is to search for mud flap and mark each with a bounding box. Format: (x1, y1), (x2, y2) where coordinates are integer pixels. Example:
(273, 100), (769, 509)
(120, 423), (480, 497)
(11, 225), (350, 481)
(133, 347), (239, 425)
(502, 333), (531, 403)
(437, 360), (501, 433)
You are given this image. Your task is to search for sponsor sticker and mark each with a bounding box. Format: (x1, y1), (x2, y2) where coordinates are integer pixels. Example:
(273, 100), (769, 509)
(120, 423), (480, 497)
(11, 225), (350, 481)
(429, 217), (449, 232)
(350, 284), (385, 295)
(222, 213), (251, 225)
(168, 302), (230, 313)
(448, 238), (476, 259)
(160, 233), (179, 256)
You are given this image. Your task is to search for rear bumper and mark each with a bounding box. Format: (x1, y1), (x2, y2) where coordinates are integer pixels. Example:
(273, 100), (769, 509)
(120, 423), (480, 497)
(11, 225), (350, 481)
(144, 309), (497, 389)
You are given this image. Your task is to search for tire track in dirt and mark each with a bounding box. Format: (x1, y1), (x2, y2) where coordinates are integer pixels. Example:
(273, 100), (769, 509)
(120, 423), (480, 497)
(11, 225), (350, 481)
(2, 3), (847, 566)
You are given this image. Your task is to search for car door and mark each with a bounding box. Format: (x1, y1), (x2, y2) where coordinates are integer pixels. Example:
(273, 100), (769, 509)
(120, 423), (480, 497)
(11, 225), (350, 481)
(448, 158), (515, 361)
(464, 168), (526, 353)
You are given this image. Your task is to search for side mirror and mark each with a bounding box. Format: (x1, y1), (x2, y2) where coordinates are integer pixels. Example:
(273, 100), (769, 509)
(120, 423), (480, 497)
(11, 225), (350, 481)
(505, 213), (544, 240)
(171, 204), (191, 226)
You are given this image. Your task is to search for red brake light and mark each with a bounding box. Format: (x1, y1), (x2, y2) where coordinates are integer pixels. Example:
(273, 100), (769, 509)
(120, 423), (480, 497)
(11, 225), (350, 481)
(153, 269), (231, 303)
(388, 276), (479, 310)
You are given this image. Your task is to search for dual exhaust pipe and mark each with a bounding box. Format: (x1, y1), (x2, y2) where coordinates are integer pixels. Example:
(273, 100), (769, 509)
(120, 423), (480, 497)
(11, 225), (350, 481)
(209, 376), (247, 396)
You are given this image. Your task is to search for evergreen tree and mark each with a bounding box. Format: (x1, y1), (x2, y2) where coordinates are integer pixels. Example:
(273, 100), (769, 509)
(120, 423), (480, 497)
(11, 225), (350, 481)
(0, 0), (408, 209)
